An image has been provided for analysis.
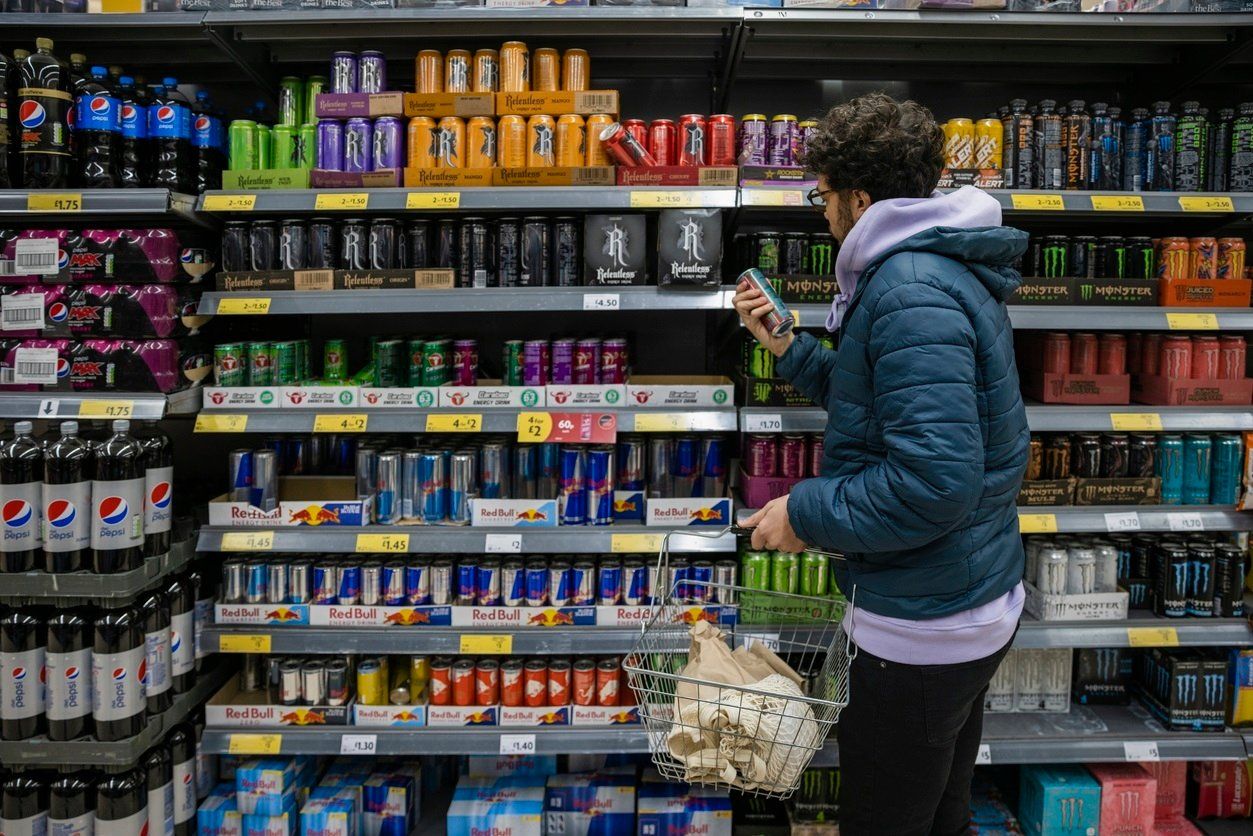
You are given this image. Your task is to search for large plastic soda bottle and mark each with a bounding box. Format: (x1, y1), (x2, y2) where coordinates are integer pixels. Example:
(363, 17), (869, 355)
(0, 773), (47, 835)
(75, 65), (120, 188)
(138, 420), (172, 557)
(45, 607), (92, 742)
(43, 420), (93, 574)
(192, 90), (224, 192)
(143, 743), (175, 836)
(67, 53), (88, 94)
(0, 606), (45, 741)
(169, 723), (197, 836)
(0, 51), (12, 189)
(150, 77), (193, 193)
(90, 603), (145, 741)
(1, 420), (44, 573)
(49, 774), (93, 836)
(17, 38), (71, 188)
(117, 75), (149, 187)
(90, 419), (145, 574)
(166, 573), (195, 695)
(139, 587), (172, 716)
(94, 767), (149, 832)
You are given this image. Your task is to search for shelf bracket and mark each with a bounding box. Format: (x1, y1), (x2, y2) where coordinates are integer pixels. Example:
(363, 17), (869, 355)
(201, 21), (281, 108)
(714, 20), (750, 115)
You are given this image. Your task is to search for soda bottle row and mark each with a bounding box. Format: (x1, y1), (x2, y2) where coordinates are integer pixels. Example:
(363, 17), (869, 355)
(0, 337), (198, 394)
(0, 575), (198, 741)
(0, 228), (208, 285)
(738, 547), (839, 598)
(737, 114), (816, 167)
(0, 419), (172, 574)
(1021, 234), (1247, 281)
(408, 43), (591, 95)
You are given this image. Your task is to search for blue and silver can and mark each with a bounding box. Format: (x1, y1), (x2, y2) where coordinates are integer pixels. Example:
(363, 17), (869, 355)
(312, 562), (338, 604)
(1156, 434), (1184, 505)
(502, 560), (525, 607)
(623, 559), (649, 606)
(558, 446), (587, 525)
(586, 445), (615, 526)
(405, 562), (430, 605)
(244, 560), (267, 604)
(418, 451), (448, 524)
(570, 560), (595, 605)
(549, 558), (572, 606)
(222, 560), (246, 604)
(597, 559), (622, 605)
(688, 560), (714, 604)
(448, 452), (476, 525)
(253, 449), (278, 512)
(375, 450), (402, 525)
(700, 436), (727, 497)
(361, 562), (382, 606)
(430, 559), (453, 606)
(337, 563), (362, 606)
(648, 437), (672, 498)
(1210, 433), (1242, 505)
(381, 561), (407, 606)
(1182, 433), (1212, 505)
(525, 559), (549, 607)
(512, 444), (538, 500)
(672, 436), (700, 497)
(266, 561), (288, 605)
(476, 560), (502, 606)
(229, 449), (253, 501)
(288, 559), (312, 605)
(536, 443), (560, 499)
(456, 558), (478, 605)
(617, 436), (646, 491)
(480, 441), (509, 500)
(356, 446), (377, 503)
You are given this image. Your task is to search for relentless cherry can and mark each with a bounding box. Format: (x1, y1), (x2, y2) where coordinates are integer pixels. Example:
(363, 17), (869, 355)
(622, 119), (648, 149)
(599, 122), (656, 168)
(677, 114), (707, 166)
(708, 114), (736, 165)
(648, 120), (675, 166)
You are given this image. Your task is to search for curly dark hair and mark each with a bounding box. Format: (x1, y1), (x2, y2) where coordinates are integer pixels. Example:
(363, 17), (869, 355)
(800, 93), (945, 202)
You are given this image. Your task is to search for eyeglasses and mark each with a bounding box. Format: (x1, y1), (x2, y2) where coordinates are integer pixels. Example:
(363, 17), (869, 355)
(807, 187), (836, 208)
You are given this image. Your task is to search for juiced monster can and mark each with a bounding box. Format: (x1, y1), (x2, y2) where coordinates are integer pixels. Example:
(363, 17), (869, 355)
(344, 118), (373, 173)
(736, 268), (795, 337)
(372, 117), (404, 171)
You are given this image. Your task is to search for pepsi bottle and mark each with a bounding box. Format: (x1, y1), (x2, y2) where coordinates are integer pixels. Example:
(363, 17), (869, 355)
(95, 767), (148, 836)
(169, 724), (196, 835)
(0, 606), (45, 740)
(143, 743), (174, 836)
(91, 603), (144, 741)
(46, 607), (92, 741)
(90, 419), (145, 575)
(137, 420), (172, 557)
(192, 91), (223, 193)
(0, 774), (47, 836)
(0, 51), (12, 189)
(76, 65), (120, 188)
(49, 774), (94, 836)
(1, 420), (44, 573)
(139, 588), (171, 715)
(166, 573), (194, 694)
(117, 75), (149, 187)
(189, 562), (214, 673)
(43, 420), (93, 574)
(150, 78), (192, 194)
(17, 39), (70, 189)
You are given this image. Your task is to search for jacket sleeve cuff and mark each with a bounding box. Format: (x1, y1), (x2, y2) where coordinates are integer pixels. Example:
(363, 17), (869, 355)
(775, 332), (817, 382)
(787, 478), (821, 549)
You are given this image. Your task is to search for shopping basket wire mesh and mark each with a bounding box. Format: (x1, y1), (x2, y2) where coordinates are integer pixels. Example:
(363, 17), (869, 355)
(622, 527), (852, 799)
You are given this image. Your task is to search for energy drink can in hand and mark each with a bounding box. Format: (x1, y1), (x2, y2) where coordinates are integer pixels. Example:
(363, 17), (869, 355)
(737, 268), (795, 337)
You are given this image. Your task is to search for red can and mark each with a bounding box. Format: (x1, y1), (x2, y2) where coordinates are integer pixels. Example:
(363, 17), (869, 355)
(596, 658), (621, 706)
(1070, 332), (1099, 375)
(677, 114), (708, 166)
(599, 122), (657, 167)
(1097, 334), (1126, 375)
(452, 659), (476, 707)
(1190, 237), (1218, 280)
(1219, 335), (1247, 380)
(1043, 332), (1071, 375)
(622, 118), (648, 148)
(429, 657), (452, 706)
(548, 659), (571, 706)
(779, 434), (806, 478)
(648, 119), (676, 166)
(572, 658), (596, 706)
(708, 114), (736, 166)
(501, 659), (524, 707)
(808, 434), (824, 479)
(1140, 333), (1163, 376)
(1160, 335), (1193, 379)
(1191, 336), (1221, 380)
(1217, 238), (1247, 280)
(1127, 332), (1143, 375)
(745, 434), (778, 477)
(523, 660), (548, 707)
(1158, 237), (1190, 280)
(475, 660), (500, 706)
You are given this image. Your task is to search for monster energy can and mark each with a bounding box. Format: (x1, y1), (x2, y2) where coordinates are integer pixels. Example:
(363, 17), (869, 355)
(799, 551), (828, 597)
(808, 233), (835, 275)
(741, 550), (771, 591)
(754, 232), (781, 274)
(1041, 235), (1069, 278)
(770, 552), (799, 594)
(748, 341), (775, 379)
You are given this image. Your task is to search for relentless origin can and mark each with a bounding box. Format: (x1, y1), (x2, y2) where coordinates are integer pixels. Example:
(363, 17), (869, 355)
(736, 268), (795, 337)
(344, 117), (373, 173)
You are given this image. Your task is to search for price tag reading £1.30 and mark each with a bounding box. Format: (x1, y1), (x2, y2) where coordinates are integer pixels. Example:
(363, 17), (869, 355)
(340, 734), (377, 756)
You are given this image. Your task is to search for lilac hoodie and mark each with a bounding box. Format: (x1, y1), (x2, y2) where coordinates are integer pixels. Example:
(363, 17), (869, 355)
(824, 185), (1023, 665)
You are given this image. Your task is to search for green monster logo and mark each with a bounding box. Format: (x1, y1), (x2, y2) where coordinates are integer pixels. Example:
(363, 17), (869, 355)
(753, 382), (773, 404)
(809, 243), (834, 276)
(1079, 283), (1094, 302)
(1043, 246), (1068, 279)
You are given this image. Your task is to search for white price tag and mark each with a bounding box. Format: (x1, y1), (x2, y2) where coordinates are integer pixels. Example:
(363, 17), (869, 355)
(500, 734), (536, 755)
(13, 347), (58, 384)
(38, 399), (59, 418)
(975, 744), (992, 765)
(1, 293), (45, 330)
(1104, 512), (1141, 533)
(740, 633), (781, 652)
(339, 734), (377, 755)
(485, 533), (523, 554)
(1123, 741), (1160, 762)
(1167, 513), (1204, 533)
(744, 413), (784, 433)
(14, 239), (60, 276)
(583, 293), (620, 311)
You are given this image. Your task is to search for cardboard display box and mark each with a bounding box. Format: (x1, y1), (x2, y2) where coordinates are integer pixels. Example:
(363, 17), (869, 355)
(1010, 276), (1159, 307)
(221, 169), (311, 191)
(937, 168), (1005, 189)
(770, 275), (840, 305)
(1159, 277), (1253, 307)
(646, 496), (733, 527)
(309, 606), (454, 627)
(403, 92), (495, 118)
(403, 168), (495, 188)
(545, 383), (627, 408)
(352, 703), (428, 727)
(1134, 374), (1253, 406)
(1016, 478), (1075, 507)
(206, 680), (352, 727)
(738, 165), (812, 187)
(214, 268), (455, 292)
(1024, 581), (1130, 621)
(493, 167), (615, 187)
(1025, 371), (1131, 405)
(1010, 276), (1073, 306)
(439, 384), (546, 408)
(310, 169), (403, 189)
(741, 376), (816, 408)
(615, 166), (738, 188)
(494, 90), (619, 116)
(208, 476), (369, 527)
(315, 92), (405, 119)
(625, 375), (734, 408)
(1073, 476), (1160, 506)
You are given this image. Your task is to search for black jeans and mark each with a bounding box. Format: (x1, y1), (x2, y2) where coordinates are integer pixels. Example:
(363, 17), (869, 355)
(835, 636), (1015, 836)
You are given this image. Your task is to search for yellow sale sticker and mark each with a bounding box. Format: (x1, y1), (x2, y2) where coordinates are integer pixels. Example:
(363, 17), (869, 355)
(355, 533), (410, 554)
(216, 297), (271, 315)
(629, 191), (704, 208)
(425, 414), (482, 433)
(78, 400), (133, 419)
(1090, 195), (1144, 212)
(1178, 196), (1235, 212)
(27, 193), (82, 212)
(195, 414), (249, 433)
(1127, 627), (1179, 647)
(1018, 514), (1058, 534)
(1166, 313), (1219, 330)
(741, 189), (805, 207)
(1110, 413), (1163, 432)
(313, 414), (368, 433)
(1010, 193), (1064, 211)
(610, 533), (663, 553)
(406, 192), (460, 209)
(460, 635), (513, 654)
(633, 413), (692, 432)
(228, 734), (281, 755)
(202, 194), (257, 212)
(314, 193), (369, 210)
(219, 634), (272, 654)
(220, 530), (274, 551)
(516, 412), (554, 442)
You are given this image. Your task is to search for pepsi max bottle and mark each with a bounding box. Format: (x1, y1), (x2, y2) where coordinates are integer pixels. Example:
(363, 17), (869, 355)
(49, 774), (94, 836)
(0, 774), (47, 836)
(1, 420), (44, 573)
(118, 77), (150, 187)
(138, 420), (172, 557)
(150, 78), (193, 194)
(43, 420), (93, 574)
(0, 51), (12, 189)
(46, 607), (92, 741)
(0, 606), (45, 741)
(192, 91), (223, 193)
(139, 588), (171, 715)
(95, 767), (148, 835)
(166, 573), (194, 694)
(90, 419), (145, 574)
(91, 602), (145, 741)
(17, 38), (70, 188)
(169, 723), (196, 836)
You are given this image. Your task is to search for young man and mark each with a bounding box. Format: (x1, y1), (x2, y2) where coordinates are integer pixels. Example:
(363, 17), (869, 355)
(733, 93), (1030, 835)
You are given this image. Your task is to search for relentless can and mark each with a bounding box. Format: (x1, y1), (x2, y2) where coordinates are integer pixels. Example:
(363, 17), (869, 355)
(556, 114), (585, 168)
(527, 115), (556, 167)
(599, 122), (656, 167)
(228, 120), (259, 171)
(372, 116), (404, 171)
(473, 49), (500, 93)
(344, 117), (373, 173)
(585, 114), (613, 166)
(466, 116), (496, 169)
(500, 41), (530, 93)
(498, 114), (528, 168)
(444, 49), (471, 94)
(407, 117), (437, 168)
(437, 116), (465, 168)
(416, 50), (443, 94)
(330, 51), (358, 94)
(649, 119), (676, 166)
(708, 114), (736, 166)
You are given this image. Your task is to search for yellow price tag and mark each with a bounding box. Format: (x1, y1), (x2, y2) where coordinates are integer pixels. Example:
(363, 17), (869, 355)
(355, 533), (410, 554)
(219, 634), (272, 654)
(202, 194), (257, 212)
(1179, 196), (1235, 212)
(216, 297), (271, 315)
(195, 414), (249, 433)
(1018, 513), (1058, 534)
(313, 414), (368, 433)
(516, 412), (553, 442)
(314, 193), (369, 211)
(633, 413), (691, 432)
(1110, 413), (1163, 432)
(220, 530), (274, 551)
(460, 634), (513, 654)
(228, 734), (281, 755)
(611, 533), (663, 553)
(1166, 313), (1219, 330)
(406, 192), (460, 209)
(78, 400), (133, 419)
(1010, 193), (1065, 211)
(1091, 195), (1144, 212)
(425, 414), (482, 433)
(741, 190), (805, 208)
(629, 191), (703, 208)
(27, 193), (82, 212)
(1127, 627), (1179, 647)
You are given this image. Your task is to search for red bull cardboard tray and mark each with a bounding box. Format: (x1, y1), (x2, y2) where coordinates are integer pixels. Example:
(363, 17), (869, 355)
(213, 603), (719, 628)
(216, 603), (312, 626)
(471, 499), (559, 527)
(308, 605), (454, 627)
(427, 705), (500, 727)
(352, 704), (428, 727)
(453, 605), (596, 628)
(596, 604), (734, 628)
(206, 680), (351, 726)
(646, 497), (733, 527)
(208, 476), (369, 527)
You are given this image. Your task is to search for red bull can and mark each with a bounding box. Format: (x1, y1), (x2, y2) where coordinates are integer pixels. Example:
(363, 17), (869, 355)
(312, 562), (338, 604)
(585, 445), (616, 526)
(430, 559), (453, 606)
(289, 559), (312, 604)
(229, 449), (253, 502)
(266, 561), (288, 604)
(617, 436), (646, 491)
(667, 558), (690, 602)
(512, 445), (538, 500)
(502, 560), (525, 607)
(381, 561), (406, 606)
(405, 561), (431, 605)
(245, 560), (267, 604)
(480, 441), (508, 500)
(337, 563), (362, 605)
(476, 560), (502, 606)
(700, 437), (727, 496)
(537, 443), (560, 499)
(361, 561), (382, 606)
(456, 558), (478, 605)
(558, 446), (587, 525)
(525, 559), (550, 607)
(648, 437), (673, 498)
(570, 560), (595, 605)
(449, 452), (476, 525)
(714, 560), (738, 605)
(597, 559), (622, 605)
(416, 452), (447, 524)
(222, 559), (246, 604)
(623, 558), (650, 605)
(688, 560), (713, 603)
(375, 450), (402, 525)
(549, 558), (572, 606)
(673, 436), (700, 497)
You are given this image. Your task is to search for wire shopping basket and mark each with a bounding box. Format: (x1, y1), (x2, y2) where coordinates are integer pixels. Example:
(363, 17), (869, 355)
(622, 527), (852, 799)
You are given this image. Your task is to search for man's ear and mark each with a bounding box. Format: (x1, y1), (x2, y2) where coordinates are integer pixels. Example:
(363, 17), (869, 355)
(850, 189), (873, 222)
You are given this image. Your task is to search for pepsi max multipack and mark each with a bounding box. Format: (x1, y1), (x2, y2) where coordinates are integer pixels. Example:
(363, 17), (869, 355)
(0, 228), (212, 284)
(0, 337), (198, 393)
(0, 284), (196, 338)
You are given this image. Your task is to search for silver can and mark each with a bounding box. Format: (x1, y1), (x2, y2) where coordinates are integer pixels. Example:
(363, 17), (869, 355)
(301, 660), (327, 705)
(222, 559), (246, 604)
(449, 452), (477, 525)
(429, 559), (453, 606)
(253, 449), (279, 512)
(361, 561), (382, 606)
(288, 559), (312, 605)
(266, 561), (289, 605)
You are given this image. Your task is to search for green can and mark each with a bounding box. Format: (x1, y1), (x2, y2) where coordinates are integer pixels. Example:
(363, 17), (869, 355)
(300, 339), (313, 380)
(323, 339), (348, 382)
(422, 338), (451, 386)
(246, 341), (276, 387)
(278, 76), (304, 128)
(256, 124), (272, 170)
(304, 75), (327, 126)
(375, 338), (405, 387)
(227, 120), (258, 171)
(771, 551), (799, 594)
(740, 550), (772, 591)
(748, 341), (775, 379)
(273, 340), (301, 385)
(296, 123), (317, 170)
(799, 551), (829, 597)
(213, 343), (246, 387)
(501, 339), (524, 386)
(271, 124), (297, 169)
(407, 340), (426, 387)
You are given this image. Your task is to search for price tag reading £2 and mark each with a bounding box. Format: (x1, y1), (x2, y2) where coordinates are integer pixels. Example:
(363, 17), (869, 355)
(500, 734), (536, 756)
(485, 534), (523, 554)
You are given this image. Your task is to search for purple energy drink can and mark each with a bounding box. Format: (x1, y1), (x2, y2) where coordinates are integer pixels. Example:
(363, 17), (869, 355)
(550, 338), (575, 385)
(558, 446), (587, 525)
(331, 51), (358, 94)
(525, 559), (549, 607)
(502, 561), (525, 607)
(381, 561), (406, 606)
(768, 118), (793, 166)
(522, 340), (549, 386)
(358, 50), (387, 95)
(344, 117), (373, 173)
(740, 117), (767, 166)
(312, 563), (338, 604)
(337, 563), (362, 605)
(316, 120), (345, 172)
(585, 445), (615, 526)
(405, 562), (430, 605)
(452, 339), (478, 387)
(372, 116), (404, 171)
(574, 338), (601, 385)
(600, 338), (628, 384)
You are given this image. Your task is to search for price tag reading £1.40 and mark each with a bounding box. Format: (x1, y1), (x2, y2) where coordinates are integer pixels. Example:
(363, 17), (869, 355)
(500, 734), (536, 755)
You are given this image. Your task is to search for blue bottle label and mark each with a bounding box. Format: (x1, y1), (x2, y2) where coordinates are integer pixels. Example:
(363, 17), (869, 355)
(149, 103), (189, 140)
(120, 102), (147, 140)
(192, 113), (213, 149)
(75, 93), (120, 132)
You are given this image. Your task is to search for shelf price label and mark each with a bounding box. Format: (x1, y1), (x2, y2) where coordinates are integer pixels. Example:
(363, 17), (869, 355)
(406, 192), (460, 209)
(425, 413), (482, 433)
(1122, 741), (1161, 762)
(975, 744), (992, 766)
(499, 733), (536, 755)
(741, 189), (805, 207)
(219, 634), (272, 654)
(217, 297), (271, 315)
(583, 293), (620, 311)
(27, 193), (83, 212)
(228, 734), (281, 755)
(1018, 513), (1058, 534)
(1110, 413), (1162, 432)
(629, 190), (704, 208)
(1167, 513), (1204, 533)
(743, 413), (783, 433)
(633, 413), (694, 432)
(1010, 193), (1064, 211)
(1090, 195), (1144, 212)
(1178, 196), (1235, 212)
(314, 193), (369, 211)
(485, 533), (523, 554)
(195, 414), (249, 433)
(313, 413), (368, 433)
(78, 400), (133, 419)
(340, 734), (378, 756)
(1126, 627), (1179, 648)
(220, 530), (274, 551)
(202, 194), (257, 212)
(460, 634), (513, 654)
(355, 533), (410, 554)
(1166, 312), (1219, 330)
(1104, 512), (1141, 533)
(611, 533), (663, 553)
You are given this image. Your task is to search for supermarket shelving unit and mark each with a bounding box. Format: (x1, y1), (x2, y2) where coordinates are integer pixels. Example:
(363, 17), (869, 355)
(0, 188), (206, 225)
(0, 538), (195, 604)
(0, 388), (201, 422)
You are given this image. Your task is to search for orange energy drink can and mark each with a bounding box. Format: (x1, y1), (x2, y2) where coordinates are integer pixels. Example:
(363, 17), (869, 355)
(428, 657), (451, 705)
(527, 114), (556, 167)
(498, 115), (528, 168)
(451, 658), (476, 706)
(943, 118), (974, 168)
(1218, 238), (1247, 279)
(974, 117), (1003, 169)
(444, 49), (472, 94)
(1190, 237), (1218, 280)
(532, 47), (560, 92)
(1158, 237), (1191, 280)
(501, 659), (524, 707)
(572, 658), (595, 706)
(473, 49), (500, 93)
(416, 50), (443, 94)
(562, 49), (590, 92)
(474, 660), (500, 706)
(585, 114), (613, 166)
(547, 658), (571, 706)
(437, 116), (465, 168)
(407, 117), (438, 168)
(500, 41), (530, 93)
(556, 114), (586, 167)
(466, 116), (497, 169)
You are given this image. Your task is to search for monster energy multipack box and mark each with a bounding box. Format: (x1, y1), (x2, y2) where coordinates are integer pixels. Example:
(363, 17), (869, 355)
(657, 209), (722, 288)
(584, 214), (646, 285)
(1073, 648), (1131, 705)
